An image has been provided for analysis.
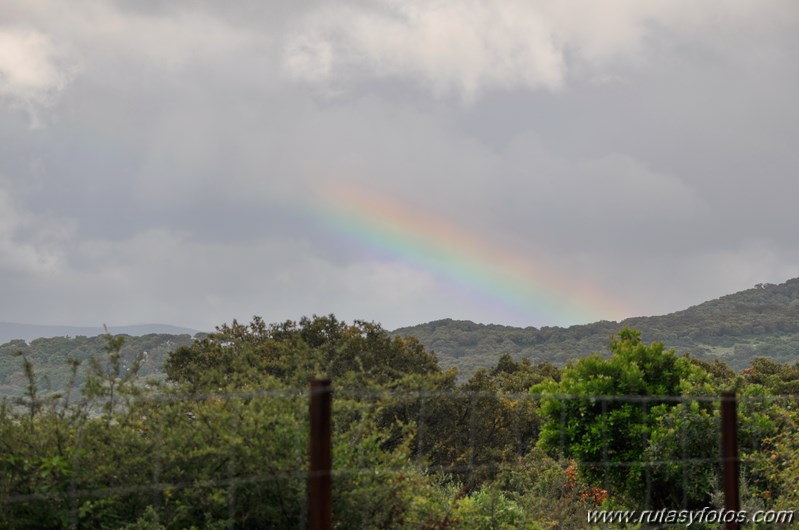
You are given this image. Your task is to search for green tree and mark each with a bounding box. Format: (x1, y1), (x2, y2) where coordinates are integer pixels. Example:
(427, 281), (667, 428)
(532, 328), (714, 507)
(165, 315), (440, 390)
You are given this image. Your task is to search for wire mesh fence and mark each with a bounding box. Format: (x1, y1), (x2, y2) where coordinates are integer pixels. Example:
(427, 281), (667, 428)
(1, 382), (795, 529)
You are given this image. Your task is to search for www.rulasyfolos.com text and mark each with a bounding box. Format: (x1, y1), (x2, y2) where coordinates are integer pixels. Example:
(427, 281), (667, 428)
(587, 507), (794, 526)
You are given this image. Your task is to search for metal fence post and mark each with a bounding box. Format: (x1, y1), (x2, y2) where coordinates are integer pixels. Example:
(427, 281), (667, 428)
(721, 392), (739, 530)
(309, 379), (332, 530)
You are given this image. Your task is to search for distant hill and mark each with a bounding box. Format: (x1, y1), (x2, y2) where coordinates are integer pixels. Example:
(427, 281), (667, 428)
(393, 278), (799, 377)
(5, 278), (799, 397)
(0, 323), (202, 399)
(0, 322), (202, 344)
(0, 333), (196, 399)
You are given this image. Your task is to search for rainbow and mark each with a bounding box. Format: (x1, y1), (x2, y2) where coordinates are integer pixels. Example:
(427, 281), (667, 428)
(312, 183), (629, 326)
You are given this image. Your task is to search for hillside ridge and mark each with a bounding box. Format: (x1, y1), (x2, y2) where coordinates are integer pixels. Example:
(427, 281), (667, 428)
(0, 322), (202, 344)
(4, 278), (799, 394)
(393, 278), (799, 375)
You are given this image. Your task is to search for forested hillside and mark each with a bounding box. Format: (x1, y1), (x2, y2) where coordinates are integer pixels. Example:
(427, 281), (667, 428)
(4, 278), (799, 397)
(0, 334), (194, 398)
(393, 278), (799, 376)
(0, 322), (200, 344)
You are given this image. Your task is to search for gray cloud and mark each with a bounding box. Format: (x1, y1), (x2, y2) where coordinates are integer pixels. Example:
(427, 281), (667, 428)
(0, 28), (77, 126)
(0, 1), (798, 330)
(281, 0), (796, 100)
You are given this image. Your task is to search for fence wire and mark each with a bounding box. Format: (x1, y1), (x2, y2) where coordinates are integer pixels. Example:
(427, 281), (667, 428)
(1, 386), (794, 528)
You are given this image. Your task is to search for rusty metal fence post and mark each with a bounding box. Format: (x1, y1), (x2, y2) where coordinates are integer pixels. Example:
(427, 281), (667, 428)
(308, 379), (332, 530)
(721, 392), (739, 530)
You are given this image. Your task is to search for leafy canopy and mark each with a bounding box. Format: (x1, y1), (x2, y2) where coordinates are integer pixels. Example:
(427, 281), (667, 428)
(165, 314), (441, 389)
(532, 328), (714, 507)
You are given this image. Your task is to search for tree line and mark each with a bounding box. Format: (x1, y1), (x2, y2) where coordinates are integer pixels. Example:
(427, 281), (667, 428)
(2, 315), (799, 528)
(395, 277), (799, 376)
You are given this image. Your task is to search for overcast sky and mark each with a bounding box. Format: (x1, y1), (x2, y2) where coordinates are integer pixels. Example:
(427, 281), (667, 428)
(1, 1), (798, 331)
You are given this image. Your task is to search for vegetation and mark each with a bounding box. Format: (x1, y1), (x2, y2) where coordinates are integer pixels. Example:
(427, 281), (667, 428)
(534, 329), (718, 507)
(2, 314), (799, 528)
(394, 278), (799, 377)
(0, 334), (194, 399)
(4, 278), (799, 399)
